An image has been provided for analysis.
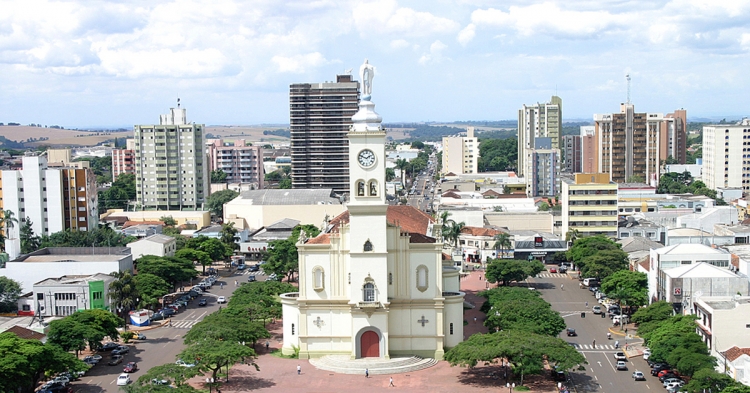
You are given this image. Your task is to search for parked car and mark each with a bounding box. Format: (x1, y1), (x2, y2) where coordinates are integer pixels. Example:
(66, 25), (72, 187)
(112, 346), (129, 356)
(136, 333), (147, 340)
(150, 312), (166, 321)
(566, 328), (577, 336)
(660, 373), (680, 383)
(52, 376), (70, 386)
(108, 355), (124, 366)
(249, 264), (260, 272)
(643, 348), (651, 361)
(99, 342), (119, 351)
(663, 378), (683, 387)
(198, 298), (208, 306)
(159, 308), (176, 317)
(616, 361), (628, 370)
(614, 352), (627, 361)
(83, 355), (102, 364)
(217, 296), (227, 304)
(549, 267), (558, 273)
(117, 373), (131, 386)
(632, 371), (646, 381)
(123, 362), (138, 373)
(592, 306), (602, 314)
(237, 264), (246, 270)
(176, 359), (195, 367)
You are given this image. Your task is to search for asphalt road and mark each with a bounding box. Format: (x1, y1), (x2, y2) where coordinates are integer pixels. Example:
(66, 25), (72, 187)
(70, 269), (267, 393)
(530, 272), (664, 393)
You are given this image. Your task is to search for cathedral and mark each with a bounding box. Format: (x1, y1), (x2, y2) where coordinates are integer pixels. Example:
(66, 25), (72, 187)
(280, 60), (465, 360)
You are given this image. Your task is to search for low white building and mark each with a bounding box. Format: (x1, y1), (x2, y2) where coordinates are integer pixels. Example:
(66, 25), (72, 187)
(661, 262), (749, 314)
(0, 247), (133, 294)
(33, 273), (116, 317)
(719, 347), (750, 386)
(128, 234), (176, 260)
(694, 297), (750, 370)
(223, 189), (345, 230)
(648, 244), (732, 303)
(438, 191), (538, 213)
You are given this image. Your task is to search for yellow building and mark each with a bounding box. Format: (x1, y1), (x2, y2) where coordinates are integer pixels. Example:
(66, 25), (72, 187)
(561, 173), (618, 238)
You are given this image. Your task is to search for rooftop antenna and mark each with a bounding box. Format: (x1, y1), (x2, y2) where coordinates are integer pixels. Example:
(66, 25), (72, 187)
(345, 68), (353, 75)
(177, 97), (181, 108)
(626, 74), (631, 104)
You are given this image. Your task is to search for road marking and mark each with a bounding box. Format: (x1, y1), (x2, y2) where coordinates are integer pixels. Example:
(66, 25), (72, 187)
(597, 361), (602, 367)
(604, 354), (616, 372)
(197, 311), (207, 320)
(647, 385), (651, 389)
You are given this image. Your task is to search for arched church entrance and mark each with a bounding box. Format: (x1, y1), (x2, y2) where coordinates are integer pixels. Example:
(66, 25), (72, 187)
(360, 331), (380, 358)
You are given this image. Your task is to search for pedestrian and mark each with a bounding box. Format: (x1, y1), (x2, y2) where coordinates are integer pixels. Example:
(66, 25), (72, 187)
(235, 280), (238, 287)
(365, 368), (369, 378)
(265, 340), (270, 351)
(474, 316), (477, 323)
(592, 340), (596, 348)
(297, 364), (301, 375)
(220, 283), (224, 289)
(479, 275), (482, 280)
(585, 301), (588, 307)
(389, 377), (395, 387)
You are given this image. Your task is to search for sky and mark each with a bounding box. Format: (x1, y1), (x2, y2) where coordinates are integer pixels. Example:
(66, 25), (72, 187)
(2, 0), (750, 128)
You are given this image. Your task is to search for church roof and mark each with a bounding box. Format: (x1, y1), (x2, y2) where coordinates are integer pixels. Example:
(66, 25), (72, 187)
(461, 226), (506, 237)
(311, 205), (435, 245)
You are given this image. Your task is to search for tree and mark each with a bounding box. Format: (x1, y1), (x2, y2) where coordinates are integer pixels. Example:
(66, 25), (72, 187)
(109, 270), (139, 318)
(134, 273), (172, 310)
(565, 228), (581, 244)
(184, 309), (270, 347)
(632, 301), (675, 338)
(644, 315), (702, 364)
(385, 167), (396, 182)
(175, 248), (212, 275)
(0, 276), (22, 313)
(205, 189), (239, 217)
(178, 339), (257, 381)
(600, 270), (648, 308)
(566, 235), (621, 262)
(160, 216), (177, 227)
(0, 332), (86, 393)
(444, 330), (586, 385)
(263, 225), (320, 282)
(137, 256), (198, 290)
(41, 227), (135, 248)
(220, 222), (240, 251)
(480, 287), (565, 336)
(278, 178), (292, 189)
(134, 363), (202, 388)
(411, 141), (425, 149)
(20, 216), (41, 254)
(478, 138), (518, 172)
(210, 169), (228, 183)
(486, 259), (543, 286)
(48, 309), (123, 353)
(493, 233), (512, 258)
(682, 368), (736, 393)
(395, 158), (409, 186)
(68, 309), (123, 342)
(441, 220), (465, 247)
(2, 209), (18, 240)
(579, 250), (629, 280)
(626, 175), (645, 183)
(99, 173), (135, 210)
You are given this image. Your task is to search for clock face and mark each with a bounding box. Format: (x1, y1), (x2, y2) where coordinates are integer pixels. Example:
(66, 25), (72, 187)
(358, 149), (376, 167)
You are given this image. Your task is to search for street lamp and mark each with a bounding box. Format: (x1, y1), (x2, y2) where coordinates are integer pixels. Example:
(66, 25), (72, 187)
(507, 382), (515, 393)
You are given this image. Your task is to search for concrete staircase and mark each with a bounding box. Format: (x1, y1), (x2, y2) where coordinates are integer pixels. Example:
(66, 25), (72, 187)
(309, 355), (438, 375)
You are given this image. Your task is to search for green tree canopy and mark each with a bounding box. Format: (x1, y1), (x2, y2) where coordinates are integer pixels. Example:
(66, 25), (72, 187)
(485, 259), (544, 286)
(175, 248), (212, 275)
(263, 225), (320, 282)
(210, 169), (228, 183)
(578, 249), (628, 280)
(682, 367), (737, 393)
(41, 227), (136, 248)
(480, 287), (565, 336)
(0, 276), (22, 313)
(184, 309), (270, 347)
(134, 363), (202, 388)
(20, 216), (41, 254)
(178, 338), (258, 381)
(137, 256), (198, 290)
(478, 138), (517, 171)
(99, 173), (135, 210)
(632, 301), (676, 338)
(134, 273), (172, 310)
(205, 189), (239, 217)
(600, 270), (648, 307)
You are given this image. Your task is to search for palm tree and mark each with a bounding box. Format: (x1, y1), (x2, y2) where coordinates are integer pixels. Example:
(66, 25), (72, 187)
(565, 228), (581, 245)
(395, 159), (409, 188)
(441, 220), (465, 248)
(439, 211), (451, 225)
(2, 210), (18, 241)
(108, 271), (139, 317)
(493, 232), (512, 259)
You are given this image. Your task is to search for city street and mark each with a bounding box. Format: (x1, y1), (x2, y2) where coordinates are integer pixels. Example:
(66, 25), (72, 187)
(71, 269), (264, 393)
(530, 273), (662, 393)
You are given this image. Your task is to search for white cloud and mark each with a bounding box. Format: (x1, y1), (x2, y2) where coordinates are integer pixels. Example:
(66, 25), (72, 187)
(419, 40), (448, 65)
(272, 52), (328, 73)
(352, 0), (460, 37)
(742, 33), (750, 50)
(457, 23), (476, 46)
(390, 39), (410, 49)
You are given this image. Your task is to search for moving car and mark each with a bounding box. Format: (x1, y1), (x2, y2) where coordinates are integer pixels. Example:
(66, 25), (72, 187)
(217, 296), (226, 304)
(248, 275), (256, 282)
(108, 355), (124, 366)
(592, 306), (602, 314)
(614, 352), (627, 361)
(249, 264), (260, 272)
(566, 328), (577, 337)
(632, 371), (646, 381)
(237, 264), (246, 270)
(117, 374), (131, 386)
(549, 267), (558, 273)
(123, 362), (138, 373)
(136, 333), (147, 340)
(616, 361), (628, 370)
(198, 298), (208, 306)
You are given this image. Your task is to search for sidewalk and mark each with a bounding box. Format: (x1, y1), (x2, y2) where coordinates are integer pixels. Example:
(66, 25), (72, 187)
(460, 270), (490, 337)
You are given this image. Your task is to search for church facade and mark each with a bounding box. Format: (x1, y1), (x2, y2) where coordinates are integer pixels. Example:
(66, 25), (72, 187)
(280, 62), (464, 360)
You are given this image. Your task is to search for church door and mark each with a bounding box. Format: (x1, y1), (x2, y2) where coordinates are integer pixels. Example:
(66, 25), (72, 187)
(360, 331), (380, 358)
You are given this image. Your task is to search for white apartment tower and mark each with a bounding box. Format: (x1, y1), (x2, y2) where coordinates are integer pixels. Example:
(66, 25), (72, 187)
(441, 127), (479, 176)
(134, 105), (208, 211)
(703, 119), (750, 193)
(518, 96), (562, 177)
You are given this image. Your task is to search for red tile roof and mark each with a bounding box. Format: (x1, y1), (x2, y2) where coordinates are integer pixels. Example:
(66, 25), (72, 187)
(306, 233), (331, 245)
(4, 325), (46, 341)
(122, 221), (165, 229)
(441, 191), (461, 199)
(638, 260), (650, 272)
(460, 226), (506, 237)
(723, 346), (750, 362)
(313, 206), (434, 245)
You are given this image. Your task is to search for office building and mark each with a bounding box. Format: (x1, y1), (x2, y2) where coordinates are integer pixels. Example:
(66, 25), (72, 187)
(518, 96), (562, 177)
(134, 106), (208, 211)
(441, 127), (479, 176)
(289, 74), (359, 194)
(561, 173), (618, 238)
(593, 105), (687, 184)
(207, 139), (264, 189)
(527, 138), (559, 197)
(112, 139), (136, 181)
(702, 119), (750, 193)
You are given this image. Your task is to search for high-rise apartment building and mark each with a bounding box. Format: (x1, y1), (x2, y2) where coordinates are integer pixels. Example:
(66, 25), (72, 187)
(134, 106), (208, 211)
(207, 139), (264, 189)
(561, 173), (618, 238)
(528, 138), (559, 197)
(563, 134), (581, 173)
(441, 127), (479, 176)
(703, 119), (750, 192)
(112, 139), (136, 181)
(1, 156), (98, 240)
(518, 96), (562, 177)
(289, 74), (359, 194)
(563, 126), (597, 174)
(593, 104), (687, 184)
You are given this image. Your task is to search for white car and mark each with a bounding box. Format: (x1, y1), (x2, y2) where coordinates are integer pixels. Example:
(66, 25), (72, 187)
(117, 374), (131, 386)
(217, 296), (226, 304)
(176, 359), (195, 367)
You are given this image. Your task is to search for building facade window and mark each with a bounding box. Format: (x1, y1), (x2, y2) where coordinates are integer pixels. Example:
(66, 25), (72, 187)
(312, 266), (325, 291)
(450, 323), (454, 335)
(363, 283), (376, 302)
(416, 265), (429, 292)
(364, 240), (373, 252)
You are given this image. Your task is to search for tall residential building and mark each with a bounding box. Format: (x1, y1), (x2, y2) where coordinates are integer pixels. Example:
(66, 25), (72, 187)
(561, 173), (618, 238)
(1, 156), (98, 241)
(112, 139), (136, 181)
(518, 96), (562, 177)
(289, 74), (359, 194)
(562, 134), (581, 173)
(563, 126), (597, 174)
(527, 138), (559, 197)
(134, 106), (208, 211)
(441, 127), (479, 176)
(703, 119), (750, 193)
(207, 139), (264, 189)
(593, 105), (687, 184)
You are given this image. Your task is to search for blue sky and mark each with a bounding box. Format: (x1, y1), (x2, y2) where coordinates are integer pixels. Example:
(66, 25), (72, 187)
(1, 0), (750, 128)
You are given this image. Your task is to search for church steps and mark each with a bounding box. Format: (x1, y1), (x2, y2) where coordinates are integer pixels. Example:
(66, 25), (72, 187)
(309, 355), (438, 375)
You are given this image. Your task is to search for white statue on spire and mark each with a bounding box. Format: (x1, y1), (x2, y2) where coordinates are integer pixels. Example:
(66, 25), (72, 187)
(359, 59), (374, 101)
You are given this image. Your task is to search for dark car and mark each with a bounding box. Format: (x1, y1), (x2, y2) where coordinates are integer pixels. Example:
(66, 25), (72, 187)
(198, 298), (207, 306)
(39, 384), (73, 393)
(99, 342), (119, 352)
(652, 365), (671, 376)
(237, 264), (246, 270)
(552, 369), (566, 381)
(248, 264), (260, 272)
(566, 328), (577, 337)
(188, 291), (201, 299)
(123, 362), (138, 373)
(160, 308), (176, 317)
(108, 355), (124, 366)
(248, 275), (256, 282)
(150, 312), (166, 321)
(659, 373), (679, 382)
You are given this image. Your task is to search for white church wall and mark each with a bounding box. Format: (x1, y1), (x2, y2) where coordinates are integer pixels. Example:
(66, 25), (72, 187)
(443, 267), (461, 292)
(300, 252), (333, 300)
(444, 294), (464, 349)
(407, 248), (442, 300)
(280, 296), (300, 356)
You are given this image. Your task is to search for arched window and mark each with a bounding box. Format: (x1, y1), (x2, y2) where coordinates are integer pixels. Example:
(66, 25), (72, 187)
(416, 265), (429, 292)
(368, 180), (378, 196)
(363, 283), (376, 302)
(312, 266), (324, 291)
(364, 240), (373, 252)
(356, 180), (365, 196)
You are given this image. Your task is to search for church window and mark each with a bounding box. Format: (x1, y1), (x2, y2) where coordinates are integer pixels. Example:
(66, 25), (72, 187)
(348, 273), (351, 284)
(388, 273), (393, 285)
(368, 180), (378, 196)
(357, 180), (365, 196)
(363, 283), (376, 302)
(312, 266), (324, 291)
(291, 323), (295, 335)
(364, 240), (373, 252)
(450, 323), (454, 335)
(416, 265), (429, 292)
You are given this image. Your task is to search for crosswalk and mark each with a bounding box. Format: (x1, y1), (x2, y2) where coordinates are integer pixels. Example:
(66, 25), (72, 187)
(169, 319), (200, 329)
(237, 270), (265, 276)
(572, 344), (621, 350)
(536, 273), (569, 278)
